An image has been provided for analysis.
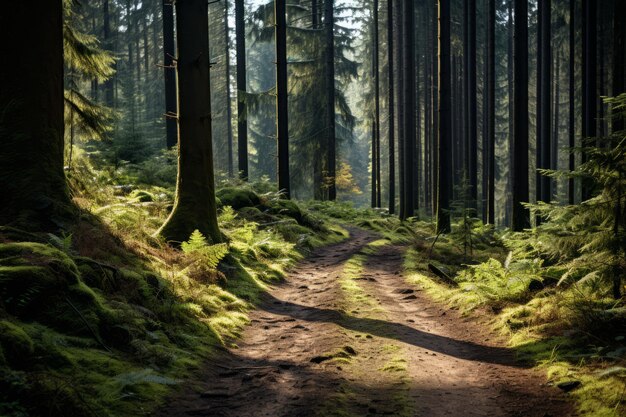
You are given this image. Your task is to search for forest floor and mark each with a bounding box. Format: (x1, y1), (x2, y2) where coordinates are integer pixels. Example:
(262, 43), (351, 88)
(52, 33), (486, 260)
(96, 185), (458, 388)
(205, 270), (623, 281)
(155, 227), (574, 417)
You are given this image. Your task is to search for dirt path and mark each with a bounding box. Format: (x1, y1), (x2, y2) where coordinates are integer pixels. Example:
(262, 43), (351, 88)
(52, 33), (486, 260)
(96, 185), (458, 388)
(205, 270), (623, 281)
(155, 228), (573, 417)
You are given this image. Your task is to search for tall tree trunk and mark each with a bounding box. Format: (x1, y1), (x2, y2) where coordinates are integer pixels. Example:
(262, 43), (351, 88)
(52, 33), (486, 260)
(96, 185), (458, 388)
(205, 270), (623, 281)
(275, 0), (290, 198)
(581, 0), (596, 201)
(466, 0), (478, 209)
(163, 1), (177, 149)
(553, 53), (559, 201)
(325, 0), (337, 201)
(224, 0), (234, 178)
(402, 0), (415, 219)
(370, 118), (378, 208)
(387, 0), (396, 214)
(431, 0), (439, 216)
(538, 0), (552, 207)
(312, 0), (318, 27)
(512, 0), (530, 231)
(158, 0), (221, 244)
(568, 0), (576, 204)
(235, 0), (249, 179)
(437, 0), (452, 233)
(612, 0), (625, 299)
(103, 0), (115, 108)
(374, 0), (381, 207)
(505, 0), (514, 226)
(0, 0), (71, 229)
(396, 0), (405, 219)
(127, 0), (136, 131)
(487, 0), (496, 224)
(613, 0), (625, 108)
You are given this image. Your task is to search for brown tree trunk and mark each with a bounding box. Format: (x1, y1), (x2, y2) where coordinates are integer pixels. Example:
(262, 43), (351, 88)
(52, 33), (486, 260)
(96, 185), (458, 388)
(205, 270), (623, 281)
(325, 0), (336, 200)
(512, 0), (530, 231)
(275, 0), (290, 198)
(387, 0), (396, 214)
(158, 0), (221, 244)
(437, 0), (452, 233)
(0, 0), (72, 230)
(235, 0), (249, 179)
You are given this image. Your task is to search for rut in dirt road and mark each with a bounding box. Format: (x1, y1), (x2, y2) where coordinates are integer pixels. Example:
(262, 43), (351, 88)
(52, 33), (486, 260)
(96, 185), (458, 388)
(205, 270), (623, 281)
(155, 228), (574, 417)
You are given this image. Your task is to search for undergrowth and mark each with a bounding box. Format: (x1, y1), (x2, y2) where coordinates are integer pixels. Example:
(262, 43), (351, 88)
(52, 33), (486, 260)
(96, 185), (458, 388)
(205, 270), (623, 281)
(0, 154), (346, 416)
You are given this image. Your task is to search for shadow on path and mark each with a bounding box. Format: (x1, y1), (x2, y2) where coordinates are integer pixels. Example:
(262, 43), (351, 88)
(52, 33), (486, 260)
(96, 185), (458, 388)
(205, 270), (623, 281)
(260, 292), (522, 367)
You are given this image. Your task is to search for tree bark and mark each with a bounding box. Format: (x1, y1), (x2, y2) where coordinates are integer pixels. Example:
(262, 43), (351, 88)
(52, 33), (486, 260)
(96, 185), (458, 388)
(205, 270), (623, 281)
(512, 0), (530, 231)
(487, 0), (496, 224)
(568, 0), (576, 204)
(387, 0), (396, 214)
(374, 0), (381, 208)
(275, 0), (290, 198)
(224, 0), (234, 178)
(163, 1), (177, 149)
(103, 0), (115, 108)
(158, 0), (221, 244)
(0, 0), (71, 230)
(402, 0), (415, 219)
(581, 0), (596, 201)
(236, 0), (249, 179)
(437, 0), (452, 233)
(466, 0), (478, 209)
(538, 0), (552, 207)
(396, 0), (405, 219)
(325, 0), (336, 201)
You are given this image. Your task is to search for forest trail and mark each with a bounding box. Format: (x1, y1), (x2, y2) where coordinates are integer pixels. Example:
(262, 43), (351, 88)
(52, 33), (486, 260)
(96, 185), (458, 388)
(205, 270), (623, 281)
(156, 228), (574, 417)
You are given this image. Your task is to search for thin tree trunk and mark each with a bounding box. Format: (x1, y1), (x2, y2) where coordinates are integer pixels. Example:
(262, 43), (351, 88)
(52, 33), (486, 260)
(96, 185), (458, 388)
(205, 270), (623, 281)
(512, 0), (530, 231)
(487, 0), (496, 224)
(374, 0), (382, 207)
(325, 0), (337, 201)
(402, 0), (415, 219)
(236, 0), (249, 179)
(568, 0), (576, 204)
(163, 0), (177, 148)
(553, 52), (559, 201)
(275, 0), (290, 198)
(538, 0), (552, 207)
(158, 0), (221, 244)
(103, 0), (115, 108)
(387, 0), (396, 214)
(506, 0), (514, 226)
(224, 0), (234, 178)
(612, 0), (625, 299)
(396, 0), (405, 219)
(581, 0), (596, 201)
(467, 0), (478, 209)
(370, 118), (378, 208)
(431, 0), (439, 216)
(437, 0), (452, 233)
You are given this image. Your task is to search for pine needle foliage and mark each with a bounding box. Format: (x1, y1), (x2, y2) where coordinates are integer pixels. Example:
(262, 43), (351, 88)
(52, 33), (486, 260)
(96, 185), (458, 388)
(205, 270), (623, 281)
(524, 94), (626, 299)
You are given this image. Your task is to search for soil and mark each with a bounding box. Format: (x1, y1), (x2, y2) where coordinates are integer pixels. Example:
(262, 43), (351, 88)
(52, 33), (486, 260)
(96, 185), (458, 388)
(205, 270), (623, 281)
(155, 228), (574, 417)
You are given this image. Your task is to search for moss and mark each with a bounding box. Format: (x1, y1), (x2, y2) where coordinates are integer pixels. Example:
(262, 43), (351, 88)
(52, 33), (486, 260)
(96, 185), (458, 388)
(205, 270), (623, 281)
(268, 199), (303, 222)
(0, 242), (81, 315)
(0, 320), (34, 365)
(215, 187), (260, 210)
(129, 190), (155, 202)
